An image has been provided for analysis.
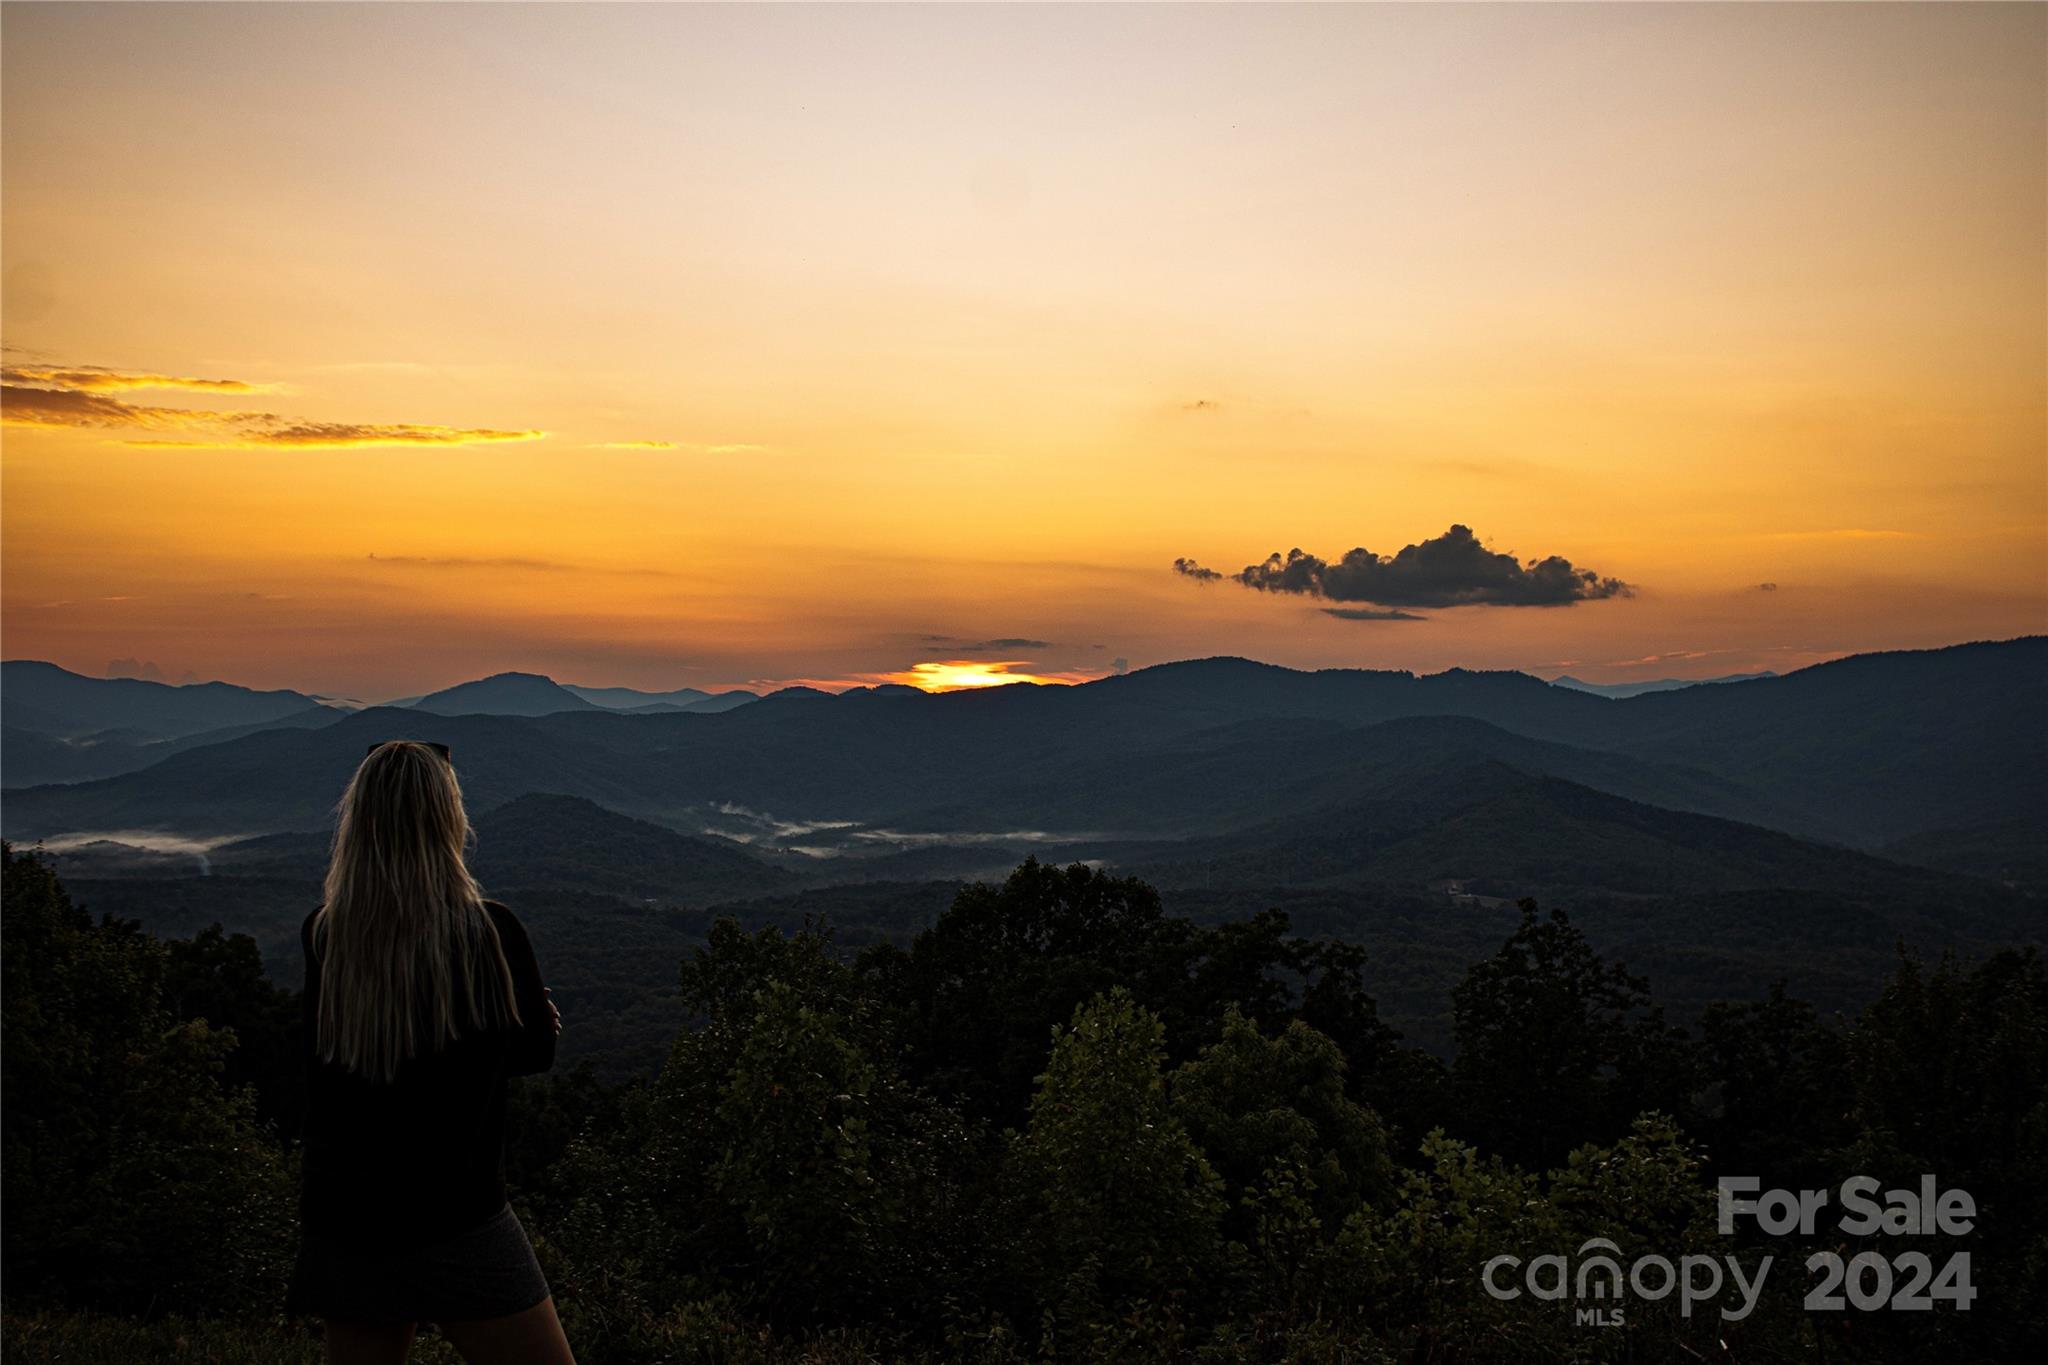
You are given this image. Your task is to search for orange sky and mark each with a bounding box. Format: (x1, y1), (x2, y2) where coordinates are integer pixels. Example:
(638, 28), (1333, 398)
(4, 2), (2043, 699)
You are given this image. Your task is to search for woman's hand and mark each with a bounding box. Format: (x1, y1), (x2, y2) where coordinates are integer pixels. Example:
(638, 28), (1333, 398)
(544, 987), (562, 1036)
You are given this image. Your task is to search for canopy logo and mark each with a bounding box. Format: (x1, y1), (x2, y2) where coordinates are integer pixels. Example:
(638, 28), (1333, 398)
(1480, 1175), (1976, 1326)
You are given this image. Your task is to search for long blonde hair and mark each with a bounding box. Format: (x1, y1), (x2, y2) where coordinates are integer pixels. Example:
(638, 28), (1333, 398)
(313, 740), (520, 1082)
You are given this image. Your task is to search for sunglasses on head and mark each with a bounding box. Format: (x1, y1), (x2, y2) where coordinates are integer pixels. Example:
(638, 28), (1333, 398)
(367, 741), (452, 762)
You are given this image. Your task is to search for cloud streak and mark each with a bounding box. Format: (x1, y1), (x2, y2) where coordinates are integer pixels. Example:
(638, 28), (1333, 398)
(1175, 524), (1632, 609)
(1322, 607), (1428, 622)
(2, 359), (542, 449)
(1, 384), (268, 430)
(1, 364), (279, 394)
(363, 553), (677, 577)
(917, 633), (1055, 652)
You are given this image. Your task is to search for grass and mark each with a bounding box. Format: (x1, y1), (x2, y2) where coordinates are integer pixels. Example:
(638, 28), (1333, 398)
(0, 1313), (465, 1364)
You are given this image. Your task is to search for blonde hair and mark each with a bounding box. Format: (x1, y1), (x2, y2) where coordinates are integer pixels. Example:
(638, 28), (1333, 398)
(313, 740), (520, 1082)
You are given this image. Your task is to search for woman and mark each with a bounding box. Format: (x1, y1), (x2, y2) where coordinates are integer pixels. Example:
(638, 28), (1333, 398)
(288, 739), (575, 1365)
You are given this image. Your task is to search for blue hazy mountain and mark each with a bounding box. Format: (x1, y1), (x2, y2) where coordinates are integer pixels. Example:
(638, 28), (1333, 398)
(1549, 671), (1777, 699)
(563, 682), (714, 709)
(407, 671), (603, 717)
(0, 659), (326, 740)
(5, 639), (2038, 871)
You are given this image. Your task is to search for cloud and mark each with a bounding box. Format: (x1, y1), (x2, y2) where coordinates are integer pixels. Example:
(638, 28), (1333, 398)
(588, 439), (767, 454)
(917, 634), (1055, 652)
(106, 657), (167, 681)
(363, 553), (676, 577)
(1322, 607), (1428, 622)
(1604, 648), (1731, 668)
(242, 422), (542, 449)
(3, 359), (542, 449)
(1755, 528), (1917, 541)
(2, 364), (278, 394)
(1174, 524), (1632, 609)
(1758, 582), (1779, 592)
(1, 384), (268, 430)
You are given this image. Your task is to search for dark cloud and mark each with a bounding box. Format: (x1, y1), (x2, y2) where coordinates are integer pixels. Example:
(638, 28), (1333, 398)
(1322, 607), (1428, 622)
(1174, 524), (1632, 609)
(917, 634), (1054, 652)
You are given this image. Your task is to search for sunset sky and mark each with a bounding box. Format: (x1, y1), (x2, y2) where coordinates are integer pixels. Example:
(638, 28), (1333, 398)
(4, 1), (2043, 700)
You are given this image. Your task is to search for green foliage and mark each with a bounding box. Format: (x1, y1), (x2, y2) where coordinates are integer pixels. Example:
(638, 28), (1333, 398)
(1347, 1128), (1569, 1357)
(1450, 900), (1689, 1170)
(162, 922), (304, 1137)
(1, 844), (296, 1315)
(869, 858), (1406, 1135)
(9, 846), (2046, 1362)
(548, 918), (988, 1360)
(1003, 989), (1225, 1346)
(1170, 1006), (1394, 1238)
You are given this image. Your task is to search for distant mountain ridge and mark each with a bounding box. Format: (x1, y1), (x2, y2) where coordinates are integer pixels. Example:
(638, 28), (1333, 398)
(408, 672), (601, 717)
(6, 637), (2039, 861)
(1550, 671), (1777, 699)
(0, 659), (327, 740)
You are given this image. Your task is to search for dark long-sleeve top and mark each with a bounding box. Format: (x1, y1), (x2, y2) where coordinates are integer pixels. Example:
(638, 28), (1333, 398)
(298, 899), (555, 1251)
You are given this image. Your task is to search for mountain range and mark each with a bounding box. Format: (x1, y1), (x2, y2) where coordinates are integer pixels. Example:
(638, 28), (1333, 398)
(12, 635), (2039, 1076)
(1548, 670), (1777, 699)
(8, 638), (2039, 857)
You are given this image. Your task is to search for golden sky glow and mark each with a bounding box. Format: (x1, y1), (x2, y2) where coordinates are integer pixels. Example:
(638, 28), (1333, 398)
(3, 2), (2043, 699)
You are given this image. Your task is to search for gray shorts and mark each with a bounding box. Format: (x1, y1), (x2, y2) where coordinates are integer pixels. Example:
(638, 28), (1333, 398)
(287, 1202), (550, 1325)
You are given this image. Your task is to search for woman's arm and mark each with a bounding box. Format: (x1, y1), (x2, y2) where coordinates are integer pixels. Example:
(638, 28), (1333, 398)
(488, 904), (559, 1076)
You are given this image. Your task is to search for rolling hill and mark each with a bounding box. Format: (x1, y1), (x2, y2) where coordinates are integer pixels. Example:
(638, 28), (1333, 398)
(1, 660), (326, 741)
(408, 672), (602, 716)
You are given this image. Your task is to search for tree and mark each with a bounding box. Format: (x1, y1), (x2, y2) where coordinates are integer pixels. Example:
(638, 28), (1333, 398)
(1171, 1006), (1394, 1236)
(546, 917), (986, 1351)
(1697, 982), (1849, 1189)
(162, 922), (304, 1137)
(1, 844), (295, 1314)
(1450, 900), (1689, 1169)
(1003, 989), (1224, 1344)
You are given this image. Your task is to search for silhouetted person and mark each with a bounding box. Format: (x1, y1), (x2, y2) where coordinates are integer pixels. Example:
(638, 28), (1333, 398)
(288, 740), (573, 1365)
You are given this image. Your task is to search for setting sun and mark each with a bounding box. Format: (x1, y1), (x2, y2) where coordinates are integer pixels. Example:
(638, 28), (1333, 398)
(881, 660), (1085, 692)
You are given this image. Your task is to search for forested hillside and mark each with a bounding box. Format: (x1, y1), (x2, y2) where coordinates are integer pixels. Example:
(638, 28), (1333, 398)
(6, 847), (2043, 1362)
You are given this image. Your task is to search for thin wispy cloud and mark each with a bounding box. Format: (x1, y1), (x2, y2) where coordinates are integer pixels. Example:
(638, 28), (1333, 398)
(586, 439), (767, 454)
(2, 384), (269, 430)
(2, 359), (541, 449)
(1, 363), (281, 394)
(246, 423), (541, 449)
(1322, 607), (1428, 622)
(917, 633), (1055, 652)
(362, 553), (677, 577)
(1754, 529), (1919, 541)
